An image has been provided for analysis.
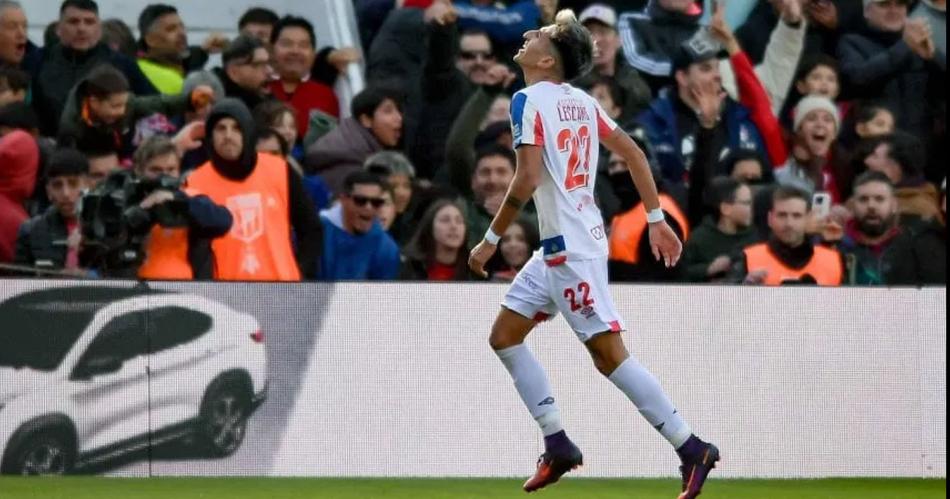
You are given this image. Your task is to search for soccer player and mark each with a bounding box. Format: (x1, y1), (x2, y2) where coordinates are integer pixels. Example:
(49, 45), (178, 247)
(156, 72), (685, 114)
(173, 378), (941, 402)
(467, 11), (719, 499)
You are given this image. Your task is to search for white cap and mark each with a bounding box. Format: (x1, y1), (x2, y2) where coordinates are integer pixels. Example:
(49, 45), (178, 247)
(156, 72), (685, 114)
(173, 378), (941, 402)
(794, 96), (841, 132)
(579, 4), (618, 29)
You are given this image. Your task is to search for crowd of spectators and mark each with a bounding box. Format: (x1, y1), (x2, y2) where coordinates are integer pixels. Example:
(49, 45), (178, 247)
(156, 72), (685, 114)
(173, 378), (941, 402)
(0, 0), (944, 286)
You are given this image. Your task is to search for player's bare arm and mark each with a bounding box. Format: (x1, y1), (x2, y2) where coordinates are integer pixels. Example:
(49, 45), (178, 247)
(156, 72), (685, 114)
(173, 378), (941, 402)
(468, 145), (543, 278)
(600, 128), (683, 268)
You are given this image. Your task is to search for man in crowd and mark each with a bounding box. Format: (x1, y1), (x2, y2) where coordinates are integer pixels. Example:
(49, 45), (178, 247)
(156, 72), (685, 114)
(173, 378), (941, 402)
(29, 0), (156, 136)
(317, 171), (400, 281)
(637, 36), (766, 205)
(618, 0), (703, 92)
(136, 4), (225, 95)
(575, 4), (652, 118)
(14, 148), (89, 274)
(838, 0), (934, 136)
(733, 185), (844, 285)
(132, 135), (233, 280)
(838, 171), (946, 285)
(683, 176), (759, 282)
(184, 98), (322, 281)
(0, 1), (30, 69)
(215, 34), (271, 112)
(269, 16), (339, 141)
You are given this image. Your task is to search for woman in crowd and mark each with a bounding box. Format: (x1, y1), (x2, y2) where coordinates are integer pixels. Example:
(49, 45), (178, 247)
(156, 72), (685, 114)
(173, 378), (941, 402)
(400, 199), (470, 281)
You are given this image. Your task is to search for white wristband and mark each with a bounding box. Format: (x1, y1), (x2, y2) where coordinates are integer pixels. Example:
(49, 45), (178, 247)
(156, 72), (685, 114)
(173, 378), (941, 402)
(484, 228), (501, 245)
(646, 208), (665, 224)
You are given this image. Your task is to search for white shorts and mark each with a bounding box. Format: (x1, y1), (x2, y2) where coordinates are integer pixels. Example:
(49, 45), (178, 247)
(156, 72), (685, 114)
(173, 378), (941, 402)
(502, 252), (626, 343)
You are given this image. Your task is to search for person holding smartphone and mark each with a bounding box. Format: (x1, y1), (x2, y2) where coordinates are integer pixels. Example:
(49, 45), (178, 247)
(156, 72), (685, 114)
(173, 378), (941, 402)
(731, 184), (845, 286)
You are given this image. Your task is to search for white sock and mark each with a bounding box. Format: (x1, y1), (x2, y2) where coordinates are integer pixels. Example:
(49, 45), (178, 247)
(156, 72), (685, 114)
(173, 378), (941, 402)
(495, 343), (564, 436)
(608, 356), (692, 448)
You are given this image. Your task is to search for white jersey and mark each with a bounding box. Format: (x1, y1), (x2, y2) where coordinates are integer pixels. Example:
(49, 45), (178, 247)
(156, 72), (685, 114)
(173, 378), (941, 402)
(510, 81), (618, 265)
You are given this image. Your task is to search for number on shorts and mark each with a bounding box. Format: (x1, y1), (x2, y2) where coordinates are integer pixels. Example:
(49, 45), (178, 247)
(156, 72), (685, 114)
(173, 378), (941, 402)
(563, 282), (594, 312)
(557, 126), (592, 191)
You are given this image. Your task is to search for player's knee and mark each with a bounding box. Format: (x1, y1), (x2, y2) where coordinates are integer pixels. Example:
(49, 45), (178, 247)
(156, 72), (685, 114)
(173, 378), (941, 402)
(489, 324), (520, 351)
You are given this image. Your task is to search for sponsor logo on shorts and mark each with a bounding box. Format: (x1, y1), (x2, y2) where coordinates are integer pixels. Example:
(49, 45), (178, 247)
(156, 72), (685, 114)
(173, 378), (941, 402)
(590, 225), (605, 240)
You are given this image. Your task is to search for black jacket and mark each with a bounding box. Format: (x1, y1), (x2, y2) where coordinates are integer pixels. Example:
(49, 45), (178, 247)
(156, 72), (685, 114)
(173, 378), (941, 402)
(618, 1), (701, 93)
(14, 207), (70, 271)
(838, 27), (931, 135)
(212, 67), (270, 113)
(28, 42), (157, 136)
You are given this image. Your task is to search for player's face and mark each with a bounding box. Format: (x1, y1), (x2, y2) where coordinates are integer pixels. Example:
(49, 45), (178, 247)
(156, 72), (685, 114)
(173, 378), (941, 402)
(432, 204), (466, 251)
(500, 223), (530, 269)
(472, 154), (514, 201)
(768, 198), (809, 247)
(514, 29), (556, 70)
(342, 183), (384, 235)
(853, 181), (897, 237)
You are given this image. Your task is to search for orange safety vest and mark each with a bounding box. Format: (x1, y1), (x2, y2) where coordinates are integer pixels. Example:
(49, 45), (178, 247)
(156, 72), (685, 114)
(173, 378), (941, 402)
(743, 243), (843, 286)
(184, 153), (301, 282)
(608, 194), (690, 264)
(138, 226), (192, 280)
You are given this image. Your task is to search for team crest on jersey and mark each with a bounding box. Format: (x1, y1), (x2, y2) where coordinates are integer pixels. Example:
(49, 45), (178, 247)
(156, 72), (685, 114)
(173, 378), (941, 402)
(227, 193), (264, 243)
(590, 225), (605, 240)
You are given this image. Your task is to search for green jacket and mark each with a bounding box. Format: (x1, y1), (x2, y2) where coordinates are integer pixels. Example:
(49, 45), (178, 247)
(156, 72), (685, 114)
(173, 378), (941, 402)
(58, 85), (191, 152)
(682, 217), (760, 282)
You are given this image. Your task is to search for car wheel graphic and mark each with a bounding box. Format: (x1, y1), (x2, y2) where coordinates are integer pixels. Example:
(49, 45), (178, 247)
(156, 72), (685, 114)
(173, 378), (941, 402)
(198, 376), (251, 457)
(1, 430), (75, 476)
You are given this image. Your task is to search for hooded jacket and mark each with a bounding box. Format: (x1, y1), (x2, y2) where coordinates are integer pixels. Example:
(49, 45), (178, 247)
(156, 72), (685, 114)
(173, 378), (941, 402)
(58, 71), (194, 157)
(304, 117), (384, 195)
(838, 26), (931, 136)
(29, 42), (157, 136)
(618, 0), (702, 92)
(0, 131), (40, 263)
(190, 98), (323, 279)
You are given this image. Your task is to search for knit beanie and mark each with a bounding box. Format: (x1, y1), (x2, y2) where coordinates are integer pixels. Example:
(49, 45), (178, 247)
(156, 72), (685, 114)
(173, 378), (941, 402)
(793, 95), (840, 132)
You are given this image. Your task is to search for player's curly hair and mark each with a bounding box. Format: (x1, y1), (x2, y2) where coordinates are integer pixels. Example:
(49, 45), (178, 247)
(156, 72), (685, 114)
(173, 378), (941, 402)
(547, 10), (594, 82)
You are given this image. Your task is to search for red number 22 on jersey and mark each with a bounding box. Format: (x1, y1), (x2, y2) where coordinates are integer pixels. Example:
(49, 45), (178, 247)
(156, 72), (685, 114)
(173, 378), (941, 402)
(557, 125), (591, 191)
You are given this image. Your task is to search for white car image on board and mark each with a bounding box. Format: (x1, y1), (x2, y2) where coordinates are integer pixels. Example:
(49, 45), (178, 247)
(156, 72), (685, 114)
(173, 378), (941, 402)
(0, 286), (268, 475)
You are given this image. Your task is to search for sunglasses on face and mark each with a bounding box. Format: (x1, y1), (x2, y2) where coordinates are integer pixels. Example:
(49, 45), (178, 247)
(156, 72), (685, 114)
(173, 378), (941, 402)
(460, 50), (494, 61)
(349, 194), (385, 208)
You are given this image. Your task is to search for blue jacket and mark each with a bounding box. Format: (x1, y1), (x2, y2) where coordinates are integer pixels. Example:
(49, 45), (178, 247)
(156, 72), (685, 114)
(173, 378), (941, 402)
(317, 205), (400, 281)
(636, 89), (766, 187)
(455, 1), (540, 45)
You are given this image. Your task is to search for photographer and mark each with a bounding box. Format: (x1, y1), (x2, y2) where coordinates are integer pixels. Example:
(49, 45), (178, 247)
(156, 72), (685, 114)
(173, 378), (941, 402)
(80, 136), (232, 279)
(132, 136), (233, 280)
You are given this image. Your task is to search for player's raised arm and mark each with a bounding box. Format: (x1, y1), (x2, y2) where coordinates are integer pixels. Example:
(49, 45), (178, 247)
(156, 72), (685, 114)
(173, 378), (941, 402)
(600, 129), (683, 267)
(468, 144), (543, 278)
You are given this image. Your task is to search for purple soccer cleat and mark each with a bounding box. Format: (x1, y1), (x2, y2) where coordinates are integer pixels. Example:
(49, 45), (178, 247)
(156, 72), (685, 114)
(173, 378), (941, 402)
(677, 441), (720, 499)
